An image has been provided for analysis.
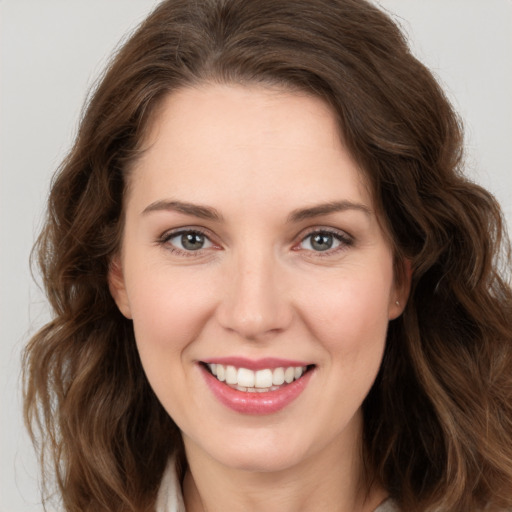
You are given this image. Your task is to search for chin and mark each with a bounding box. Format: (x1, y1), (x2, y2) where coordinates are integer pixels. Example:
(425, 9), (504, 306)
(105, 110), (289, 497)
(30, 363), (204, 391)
(219, 448), (305, 474)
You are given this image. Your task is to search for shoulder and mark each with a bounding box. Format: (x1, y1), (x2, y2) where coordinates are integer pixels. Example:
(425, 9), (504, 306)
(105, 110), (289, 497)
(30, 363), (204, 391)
(374, 499), (400, 512)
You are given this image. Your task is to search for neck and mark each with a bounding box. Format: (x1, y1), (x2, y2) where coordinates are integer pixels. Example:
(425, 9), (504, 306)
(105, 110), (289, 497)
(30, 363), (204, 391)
(182, 417), (387, 512)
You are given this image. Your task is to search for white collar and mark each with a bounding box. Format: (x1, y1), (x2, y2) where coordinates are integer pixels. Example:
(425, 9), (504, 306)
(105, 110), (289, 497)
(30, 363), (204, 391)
(155, 455), (186, 512)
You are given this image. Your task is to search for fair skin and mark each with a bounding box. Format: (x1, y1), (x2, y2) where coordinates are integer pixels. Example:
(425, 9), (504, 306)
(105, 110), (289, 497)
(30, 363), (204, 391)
(109, 84), (409, 512)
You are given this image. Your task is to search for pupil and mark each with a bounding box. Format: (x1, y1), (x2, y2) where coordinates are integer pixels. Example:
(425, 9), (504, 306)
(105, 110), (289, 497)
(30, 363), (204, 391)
(182, 233), (204, 250)
(311, 233), (333, 251)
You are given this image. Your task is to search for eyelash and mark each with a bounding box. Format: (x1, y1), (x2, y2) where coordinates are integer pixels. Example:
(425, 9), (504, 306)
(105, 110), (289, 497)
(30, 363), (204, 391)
(158, 227), (354, 257)
(296, 229), (354, 257)
(158, 228), (215, 257)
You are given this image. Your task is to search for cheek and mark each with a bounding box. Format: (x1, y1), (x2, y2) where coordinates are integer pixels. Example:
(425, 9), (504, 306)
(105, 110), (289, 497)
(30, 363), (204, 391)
(126, 264), (216, 358)
(125, 266), (218, 419)
(300, 267), (393, 353)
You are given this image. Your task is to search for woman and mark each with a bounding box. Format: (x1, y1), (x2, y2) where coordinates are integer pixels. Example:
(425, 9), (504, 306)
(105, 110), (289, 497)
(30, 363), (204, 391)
(23, 0), (512, 511)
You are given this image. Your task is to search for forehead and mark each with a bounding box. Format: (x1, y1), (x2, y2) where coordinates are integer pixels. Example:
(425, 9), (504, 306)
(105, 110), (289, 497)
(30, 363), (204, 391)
(128, 84), (372, 212)
(148, 84), (342, 147)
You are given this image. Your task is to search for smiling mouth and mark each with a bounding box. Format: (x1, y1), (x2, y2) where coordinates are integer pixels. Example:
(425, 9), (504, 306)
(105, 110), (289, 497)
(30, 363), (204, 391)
(202, 363), (314, 393)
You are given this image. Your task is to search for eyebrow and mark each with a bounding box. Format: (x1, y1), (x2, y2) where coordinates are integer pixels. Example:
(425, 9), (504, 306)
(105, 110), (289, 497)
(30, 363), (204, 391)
(141, 199), (371, 223)
(286, 201), (372, 223)
(141, 200), (224, 222)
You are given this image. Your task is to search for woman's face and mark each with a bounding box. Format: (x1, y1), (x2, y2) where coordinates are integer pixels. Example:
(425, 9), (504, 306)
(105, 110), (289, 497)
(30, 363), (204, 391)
(110, 84), (407, 473)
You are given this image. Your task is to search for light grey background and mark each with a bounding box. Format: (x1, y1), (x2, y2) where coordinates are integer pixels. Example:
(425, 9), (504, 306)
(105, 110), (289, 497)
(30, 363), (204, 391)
(1, 1), (511, 510)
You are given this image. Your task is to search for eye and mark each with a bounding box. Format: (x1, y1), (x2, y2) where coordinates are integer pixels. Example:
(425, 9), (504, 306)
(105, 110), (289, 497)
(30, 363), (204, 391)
(298, 230), (353, 253)
(163, 229), (214, 253)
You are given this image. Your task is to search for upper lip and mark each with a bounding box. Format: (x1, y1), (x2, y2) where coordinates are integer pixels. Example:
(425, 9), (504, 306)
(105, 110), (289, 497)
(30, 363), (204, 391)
(201, 357), (312, 371)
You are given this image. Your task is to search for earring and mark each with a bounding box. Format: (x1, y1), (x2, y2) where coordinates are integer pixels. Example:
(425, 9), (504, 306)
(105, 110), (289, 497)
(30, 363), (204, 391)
(395, 300), (400, 306)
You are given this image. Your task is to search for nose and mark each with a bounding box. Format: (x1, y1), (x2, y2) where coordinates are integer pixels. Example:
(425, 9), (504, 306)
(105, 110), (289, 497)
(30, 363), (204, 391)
(216, 249), (293, 341)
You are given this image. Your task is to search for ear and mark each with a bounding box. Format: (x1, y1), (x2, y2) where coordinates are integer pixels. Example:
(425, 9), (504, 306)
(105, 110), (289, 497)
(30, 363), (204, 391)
(388, 258), (412, 320)
(108, 255), (132, 319)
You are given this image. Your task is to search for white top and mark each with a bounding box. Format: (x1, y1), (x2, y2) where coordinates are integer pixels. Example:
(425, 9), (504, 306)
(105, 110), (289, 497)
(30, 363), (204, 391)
(155, 457), (186, 512)
(155, 457), (399, 512)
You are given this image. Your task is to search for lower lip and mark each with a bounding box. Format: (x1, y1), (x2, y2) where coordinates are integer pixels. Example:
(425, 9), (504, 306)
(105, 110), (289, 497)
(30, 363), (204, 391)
(201, 365), (313, 415)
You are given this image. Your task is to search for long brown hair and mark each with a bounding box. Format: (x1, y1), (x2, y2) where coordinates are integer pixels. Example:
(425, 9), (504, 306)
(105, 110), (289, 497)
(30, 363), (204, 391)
(24, 0), (512, 510)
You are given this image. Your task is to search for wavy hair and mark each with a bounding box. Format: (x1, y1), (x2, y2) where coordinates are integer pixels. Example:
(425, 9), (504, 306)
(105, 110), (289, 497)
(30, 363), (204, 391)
(24, 0), (512, 510)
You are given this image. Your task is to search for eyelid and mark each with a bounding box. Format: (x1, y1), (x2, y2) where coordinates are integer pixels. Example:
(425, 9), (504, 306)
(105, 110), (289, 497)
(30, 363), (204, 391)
(159, 226), (211, 242)
(157, 225), (354, 258)
(158, 226), (220, 256)
(293, 227), (354, 255)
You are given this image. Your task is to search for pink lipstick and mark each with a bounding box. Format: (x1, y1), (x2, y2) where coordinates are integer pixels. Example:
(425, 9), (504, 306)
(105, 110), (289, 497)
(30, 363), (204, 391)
(200, 359), (314, 415)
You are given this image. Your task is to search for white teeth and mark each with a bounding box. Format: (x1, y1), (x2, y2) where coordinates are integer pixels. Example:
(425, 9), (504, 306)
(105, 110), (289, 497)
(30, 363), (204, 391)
(237, 368), (255, 387)
(284, 367), (295, 383)
(225, 365), (237, 385)
(255, 369), (273, 388)
(216, 364), (225, 382)
(272, 367), (285, 385)
(206, 363), (308, 390)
